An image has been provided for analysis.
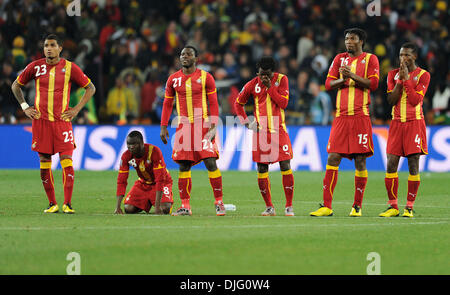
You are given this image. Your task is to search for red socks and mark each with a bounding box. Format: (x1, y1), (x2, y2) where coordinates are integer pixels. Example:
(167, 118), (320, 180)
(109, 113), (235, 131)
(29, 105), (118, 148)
(385, 172), (399, 209)
(281, 169), (294, 207)
(208, 169), (223, 205)
(61, 159), (74, 205)
(178, 171), (192, 209)
(40, 161), (56, 205)
(385, 173), (420, 209)
(322, 165), (339, 209)
(407, 174), (420, 209)
(257, 172), (273, 207)
(353, 170), (368, 208)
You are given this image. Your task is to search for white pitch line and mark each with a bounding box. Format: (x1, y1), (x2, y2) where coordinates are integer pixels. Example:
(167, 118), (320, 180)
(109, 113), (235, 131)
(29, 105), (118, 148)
(0, 221), (447, 231)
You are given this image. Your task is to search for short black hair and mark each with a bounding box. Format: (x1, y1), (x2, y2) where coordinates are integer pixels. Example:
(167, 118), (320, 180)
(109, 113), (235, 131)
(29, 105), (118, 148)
(127, 130), (143, 142)
(344, 28), (367, 47)
(44, 34), (62, 46)
(183, 45), (198, 57)
(401, 42), (418, 56)
(256, 56), (276, 71)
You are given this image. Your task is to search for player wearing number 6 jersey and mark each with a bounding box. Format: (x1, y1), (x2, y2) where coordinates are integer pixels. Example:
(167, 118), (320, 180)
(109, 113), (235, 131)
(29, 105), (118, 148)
(115, 131), (173, 215)
(379, 43), (430, 218)
(310, 28), (379, 217)
(235, 56), (295, 217)
(11, 34), (95, 214)
(160, 46), (225, 216)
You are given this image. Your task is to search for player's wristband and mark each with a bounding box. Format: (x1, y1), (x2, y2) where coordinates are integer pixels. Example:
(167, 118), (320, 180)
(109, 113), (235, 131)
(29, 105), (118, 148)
(20, 102), (30, 110)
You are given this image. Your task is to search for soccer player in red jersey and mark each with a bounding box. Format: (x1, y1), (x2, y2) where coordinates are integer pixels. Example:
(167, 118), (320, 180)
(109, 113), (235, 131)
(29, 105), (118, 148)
(310, 28), (379, 217)
(11, 34), (95, 214)
(115, 131), (173, 215)
(379, 43), (430, 218)
(160, 46), (225, 216)
(234, 56), (294, 216)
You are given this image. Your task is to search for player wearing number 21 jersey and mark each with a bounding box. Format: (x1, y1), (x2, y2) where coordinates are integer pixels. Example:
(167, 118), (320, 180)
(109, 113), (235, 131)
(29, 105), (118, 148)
(310, 28), (379, 217)
(11, 34), (95, 214)
(160, 46), (225, 216)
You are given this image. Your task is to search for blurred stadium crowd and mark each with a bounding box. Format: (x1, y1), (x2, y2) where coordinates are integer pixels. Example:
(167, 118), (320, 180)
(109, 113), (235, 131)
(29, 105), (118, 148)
(0, 0), (449, 125)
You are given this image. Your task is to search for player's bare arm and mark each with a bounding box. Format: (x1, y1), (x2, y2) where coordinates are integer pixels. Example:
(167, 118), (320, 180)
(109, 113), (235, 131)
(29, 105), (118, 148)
(115, 195), (124, 214)
(11, 80), (39, 119)
(204, 123), (217, 142)
(61, 82), (96, 121)
(160, 125), (169, 144)
(327, 77), (347, 90)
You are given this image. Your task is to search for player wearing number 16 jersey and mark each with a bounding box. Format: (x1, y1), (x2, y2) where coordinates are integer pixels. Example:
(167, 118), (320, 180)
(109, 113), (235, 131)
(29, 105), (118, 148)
(310, 28), (379, 217)
(379, 43), (430, 218)
(11, 34), (95, 214)
(160, 46), (225, 216)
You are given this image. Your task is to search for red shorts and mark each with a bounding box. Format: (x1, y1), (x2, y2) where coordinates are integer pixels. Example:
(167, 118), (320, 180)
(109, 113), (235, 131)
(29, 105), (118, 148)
(172, 122), (219, 165)
(386, 119), (428, 157)
(327, 116), (374, 159)
(124, 180), (173, 213)
(32, 119), (75, 155)
(252, 128), (293, 164)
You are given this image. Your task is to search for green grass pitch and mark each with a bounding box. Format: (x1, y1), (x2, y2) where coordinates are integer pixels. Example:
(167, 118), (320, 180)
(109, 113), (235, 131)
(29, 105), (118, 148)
(0, 169), (448, 275)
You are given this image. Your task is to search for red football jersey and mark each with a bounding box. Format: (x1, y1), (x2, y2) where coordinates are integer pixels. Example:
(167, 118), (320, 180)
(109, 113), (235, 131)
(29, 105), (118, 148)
(235, 72), (289, 133)
(161, 68), (218, 126)
(117, 144), (172, 195)
(325, 52), (379, 117)
(386, 67), (430, 122)
(16, 58), (90, 122)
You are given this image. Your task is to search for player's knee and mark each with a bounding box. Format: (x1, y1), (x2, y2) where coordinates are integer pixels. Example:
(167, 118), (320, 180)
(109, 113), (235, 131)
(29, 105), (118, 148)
(161, 203), (172, 215)
(179, 161), (192, 172)
(407, 154), (420, 174)
(354, 155), (366, 171)
(124, 204), (141, 214)
(327, 153), (341, 166)
(257, 163), (268, 173)
(279, 160), (291, 171)
(203, 158), (217, 171)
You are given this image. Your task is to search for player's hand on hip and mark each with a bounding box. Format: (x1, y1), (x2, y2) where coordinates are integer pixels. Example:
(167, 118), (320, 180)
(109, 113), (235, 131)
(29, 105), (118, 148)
(160, 125), (169, 144)
(61, 107), (80, 121)
(24, 106), (40, 120)
(205, 125), (217, 142)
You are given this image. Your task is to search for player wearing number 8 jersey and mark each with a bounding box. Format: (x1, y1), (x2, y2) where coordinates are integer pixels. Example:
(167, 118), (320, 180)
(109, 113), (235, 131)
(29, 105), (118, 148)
(235, 56), (295, 217)
(379, 43), (430, 218)
(11, 34), (95, 214)
(310, 28), (379, 217)
(115, 131), (173, 215)
(160, 46), (225, 216)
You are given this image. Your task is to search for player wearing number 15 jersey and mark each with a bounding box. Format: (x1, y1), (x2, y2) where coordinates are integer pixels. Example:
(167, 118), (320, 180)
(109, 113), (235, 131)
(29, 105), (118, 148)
(310, 28), (379, 217)
(160, 46), (225, 216)
(379, 43), (430, 218)
(11, 34), (95, 214)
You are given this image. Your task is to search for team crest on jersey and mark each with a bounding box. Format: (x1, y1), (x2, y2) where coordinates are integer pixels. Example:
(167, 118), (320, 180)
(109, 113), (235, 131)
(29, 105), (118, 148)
(414, 76), (418, 81)
(62, 68), (66, 73)
(361, 59), (366, 64)
(128, 159), (137, 168)
(196, 78), (201, 83)
(275, 82), (279, 86)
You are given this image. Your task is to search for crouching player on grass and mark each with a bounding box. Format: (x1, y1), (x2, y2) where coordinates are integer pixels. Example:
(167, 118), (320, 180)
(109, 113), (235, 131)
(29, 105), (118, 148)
(115, 131), (173, 215)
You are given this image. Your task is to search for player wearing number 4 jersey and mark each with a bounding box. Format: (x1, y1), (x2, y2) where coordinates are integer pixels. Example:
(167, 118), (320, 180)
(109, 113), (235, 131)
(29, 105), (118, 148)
(11, 34), (95, 214)
(235, 56), (294, 217)
(310, 28), (379, 217)
(160, 46), (225, 216)
(115, 131), (173, 215)
(380, 43), (430, 218)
